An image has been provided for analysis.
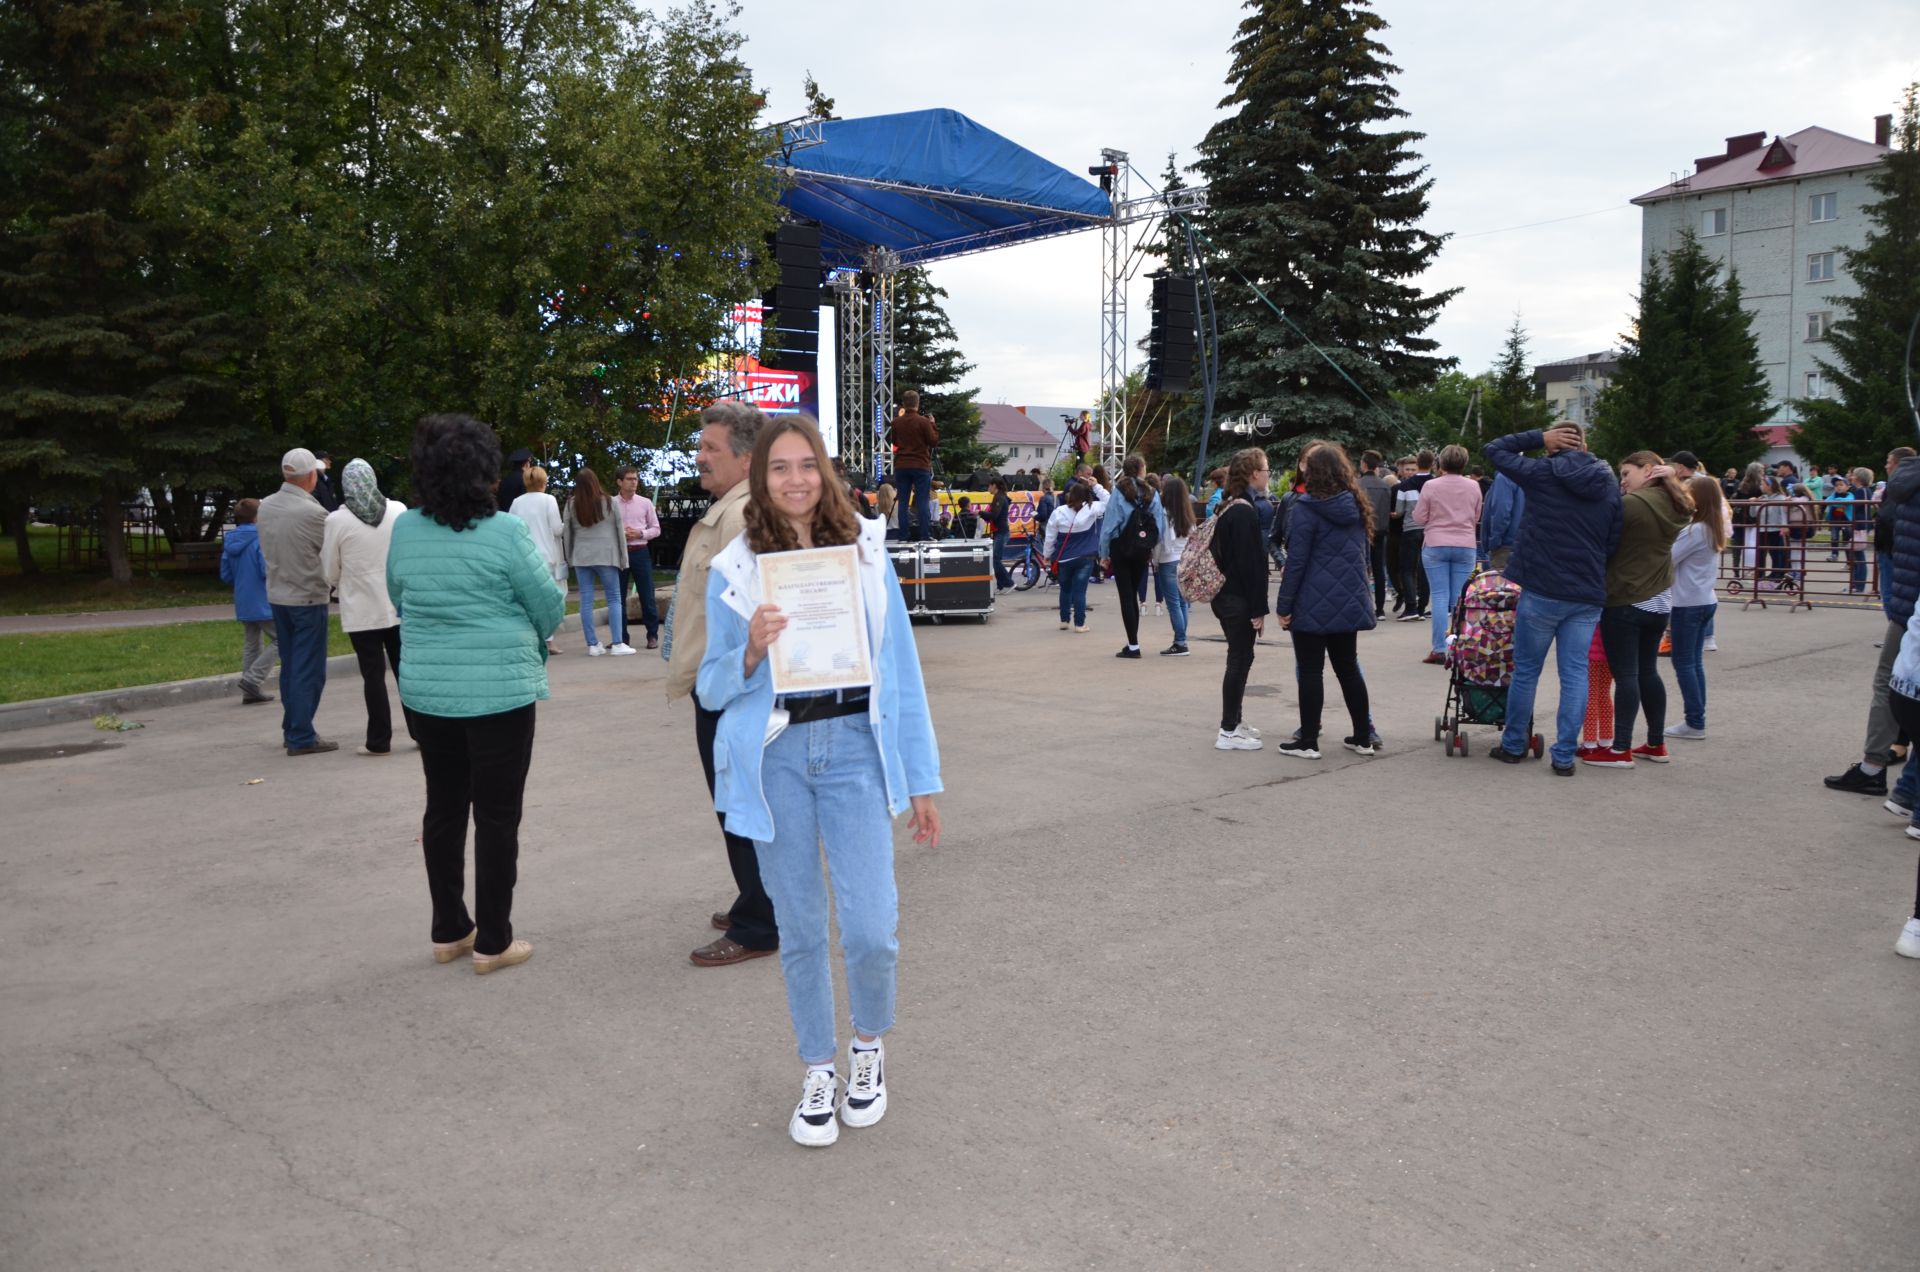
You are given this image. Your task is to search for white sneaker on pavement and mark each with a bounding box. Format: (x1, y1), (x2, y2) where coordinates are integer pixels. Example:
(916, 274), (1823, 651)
(1215, 729), (1262, 751)
(1232, 722), (1262, 741)
(609, 642), (637, 656)
(790, 1070), (840, 1147)
(841, 1043), (888, 1127)
(1704, 637), (1718, 652)
(1665, 723), (1707, 740)
(1896, 917), (1920, 959)
(586, 644), (605, 657)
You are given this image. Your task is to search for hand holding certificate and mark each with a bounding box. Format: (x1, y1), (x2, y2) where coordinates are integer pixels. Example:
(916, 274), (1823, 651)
(755, 545), (873, 696)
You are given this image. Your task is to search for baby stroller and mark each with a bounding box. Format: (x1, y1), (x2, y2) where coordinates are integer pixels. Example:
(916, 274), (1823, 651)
(1433, 568), (1544, 759)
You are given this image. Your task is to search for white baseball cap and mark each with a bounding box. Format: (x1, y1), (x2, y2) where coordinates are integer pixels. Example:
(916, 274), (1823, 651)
(281, 447), (319, 478)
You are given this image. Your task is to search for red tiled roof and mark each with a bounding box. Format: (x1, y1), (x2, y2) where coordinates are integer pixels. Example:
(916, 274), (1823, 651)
(1756, 425), (1795, 446)
(976, 402), (1057, 446)
(1632, 126), (1889, 204)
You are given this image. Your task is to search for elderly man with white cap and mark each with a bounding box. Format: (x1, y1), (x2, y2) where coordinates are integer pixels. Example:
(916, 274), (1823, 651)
(256, 447), (337, 754)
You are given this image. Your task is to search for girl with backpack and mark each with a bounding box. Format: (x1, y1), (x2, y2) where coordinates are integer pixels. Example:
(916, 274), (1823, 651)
(1207, 448), (1273, 750)
(1097, 455), (1168, 660)
(1272, 443), (1378, 759)
(1155, 475), (1195, 656)
(1042, 480), (1104, 633)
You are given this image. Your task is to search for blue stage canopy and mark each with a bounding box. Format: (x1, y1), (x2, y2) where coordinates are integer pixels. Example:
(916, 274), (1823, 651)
(771, 109), (1113, 269)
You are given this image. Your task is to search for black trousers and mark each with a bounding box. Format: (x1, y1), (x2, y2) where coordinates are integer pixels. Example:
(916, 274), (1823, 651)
(694, 697), (779, 950)
(410, 703), (536, 958)
(1213, 595), (1258, 732)
(1600, 604), (1669, 749)
(1291, 630), (1370, 744)
(1887, 692), (1920, 922)
(1368, 535), (1387, 616)
(1395, 532), (1429, 613)
(348, 625), (405, 752)
(1112, 559), (1148, 646)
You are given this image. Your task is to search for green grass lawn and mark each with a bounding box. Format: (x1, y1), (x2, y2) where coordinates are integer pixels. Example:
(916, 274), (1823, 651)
(0, 618), (353, 705)
(0, 525), (235, 616)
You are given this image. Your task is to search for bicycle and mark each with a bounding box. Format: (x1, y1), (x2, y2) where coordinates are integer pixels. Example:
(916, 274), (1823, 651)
(1009, 535), (1051, 591)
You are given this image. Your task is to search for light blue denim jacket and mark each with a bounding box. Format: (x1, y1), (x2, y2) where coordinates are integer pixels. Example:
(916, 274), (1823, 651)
(696, 516), (943, 844)
(1098, 482), (1168, 560)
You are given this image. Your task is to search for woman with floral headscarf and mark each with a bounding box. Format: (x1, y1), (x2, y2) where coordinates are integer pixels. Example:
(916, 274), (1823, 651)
(322, 459), (411, 755)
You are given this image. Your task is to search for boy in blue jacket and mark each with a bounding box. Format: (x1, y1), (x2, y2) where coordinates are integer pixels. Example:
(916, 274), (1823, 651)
(219, 498), (276, 704)
(1482, 423), (1623, 774)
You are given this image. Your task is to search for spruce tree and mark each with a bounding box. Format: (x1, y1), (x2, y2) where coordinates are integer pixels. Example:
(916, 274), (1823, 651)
(891, 267), (995, 474)
(1795, 85), (1920, 471)
(1591, 230), (1770, 473)
(1483, 315), (1555, 440)
(1195, 0), (1458, 450)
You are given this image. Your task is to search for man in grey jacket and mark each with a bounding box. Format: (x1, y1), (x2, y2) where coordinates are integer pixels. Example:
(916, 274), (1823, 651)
(256, 448), (336, 754)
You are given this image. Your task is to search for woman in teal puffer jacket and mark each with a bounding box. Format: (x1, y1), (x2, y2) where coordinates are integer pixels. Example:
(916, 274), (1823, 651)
(386, 413), (566, 975)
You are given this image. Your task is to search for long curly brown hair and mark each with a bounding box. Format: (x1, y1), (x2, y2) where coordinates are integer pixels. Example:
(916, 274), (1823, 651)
(1300, 441), (1375, 541)
(743, 415), (862, 554)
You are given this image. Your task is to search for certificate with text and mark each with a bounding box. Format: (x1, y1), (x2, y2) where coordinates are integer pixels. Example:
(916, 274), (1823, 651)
(760, 545), (873, 696)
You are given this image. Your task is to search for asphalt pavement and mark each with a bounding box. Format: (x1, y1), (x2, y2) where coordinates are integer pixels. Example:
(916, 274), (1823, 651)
(2, 590), (1914, 1270)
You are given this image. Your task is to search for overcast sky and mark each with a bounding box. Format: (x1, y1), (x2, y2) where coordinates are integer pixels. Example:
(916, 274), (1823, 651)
(729, 0), (1919, 409)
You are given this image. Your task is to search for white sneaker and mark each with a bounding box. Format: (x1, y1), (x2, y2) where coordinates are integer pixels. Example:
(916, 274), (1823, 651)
(1232, 722), (1262, 741)
(1665, 723), (1707, 740)
(1059, 621), (1071, 630)
(608, 642), (637, 656)
(1704, 638), (1718, 652)
(586, 644), (605, 657)
(1897, 917), (1920, 959)
(1216, 728), (1262, 751)
(790, 1070), (840, 1147)
(841, 1043), (888, 1127)
(1905, 825), (1920, 842)
(1154, 602), (1165, 617)
(1886, 797), (1914, 818)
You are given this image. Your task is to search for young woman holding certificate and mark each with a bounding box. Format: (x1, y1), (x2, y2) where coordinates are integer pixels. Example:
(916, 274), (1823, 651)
(697, 416), (943, 1149)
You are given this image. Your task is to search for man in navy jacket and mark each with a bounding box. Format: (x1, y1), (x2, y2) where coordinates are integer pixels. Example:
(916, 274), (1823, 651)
(1482, 423), (1623, 773)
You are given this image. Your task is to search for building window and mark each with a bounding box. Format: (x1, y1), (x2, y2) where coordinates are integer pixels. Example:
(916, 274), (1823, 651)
(1807, 252), (1836, 282)
(1806, 371), (1828, 400)
(1701, 208), (1728, 236)
(1807, 311), (1832, 341)
(1809, 192), (1837, 223)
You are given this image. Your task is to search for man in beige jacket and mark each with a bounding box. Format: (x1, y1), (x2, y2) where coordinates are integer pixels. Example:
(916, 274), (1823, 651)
(662, 402), (778, 967)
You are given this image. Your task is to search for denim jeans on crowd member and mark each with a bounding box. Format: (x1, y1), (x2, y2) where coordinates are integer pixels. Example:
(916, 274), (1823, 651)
(753, 714), (898, 1064)
(992, 526), (1012, 589)
(896, 468), (934, 541)
(1057, 556), (1096, 627)
(410, 702), (536, 958)
(1600, 604), (1670, 750)
(1668, 603), (1714, 731)
(270, 602), (331, 749)
(1154, 560), (1189, 644)
(620, 546), (660, 639)
(1421, 544), (1478, 654)
(1501, 590), (1602, 768)
(575, 564), (625, 647)
(1891, 693), (1920, 832)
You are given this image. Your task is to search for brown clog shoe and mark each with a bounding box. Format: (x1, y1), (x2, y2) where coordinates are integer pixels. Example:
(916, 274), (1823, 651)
(710, 912), (731, 932)
(689, 937), (776, 968)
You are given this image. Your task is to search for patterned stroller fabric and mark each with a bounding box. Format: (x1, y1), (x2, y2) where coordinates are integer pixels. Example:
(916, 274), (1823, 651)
(1448, 570), (1522, 687)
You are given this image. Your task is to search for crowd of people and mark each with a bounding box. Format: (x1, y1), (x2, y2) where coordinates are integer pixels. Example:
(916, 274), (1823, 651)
(217, 406), (1920, 1150)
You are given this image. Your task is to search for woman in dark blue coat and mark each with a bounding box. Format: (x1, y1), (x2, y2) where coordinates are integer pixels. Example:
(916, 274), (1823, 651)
(1273, 443), (1378, 760)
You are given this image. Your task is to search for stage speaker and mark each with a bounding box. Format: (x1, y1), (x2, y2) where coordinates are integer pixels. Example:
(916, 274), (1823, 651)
(1146, 274), (1198, 394)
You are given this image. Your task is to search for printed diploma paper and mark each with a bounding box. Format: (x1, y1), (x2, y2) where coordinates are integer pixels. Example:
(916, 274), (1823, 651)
(759, 545), (873, 695)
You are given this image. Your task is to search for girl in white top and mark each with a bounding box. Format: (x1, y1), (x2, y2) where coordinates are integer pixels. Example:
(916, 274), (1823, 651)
(507, 466), (566, 653)
(1153, 475), (1195, 655)
(320, 459), (410, 755)
(1666, 475), (1728, 739)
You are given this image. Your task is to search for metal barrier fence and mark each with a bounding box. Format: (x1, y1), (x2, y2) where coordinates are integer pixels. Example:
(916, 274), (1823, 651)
(1721, 497), (1881, 613)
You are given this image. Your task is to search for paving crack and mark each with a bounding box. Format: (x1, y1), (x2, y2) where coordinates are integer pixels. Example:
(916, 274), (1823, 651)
(122, 1039), (422, 1269)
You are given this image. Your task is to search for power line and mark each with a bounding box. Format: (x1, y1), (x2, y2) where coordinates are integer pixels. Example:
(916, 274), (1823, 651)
(1452, 204), (1633, 240)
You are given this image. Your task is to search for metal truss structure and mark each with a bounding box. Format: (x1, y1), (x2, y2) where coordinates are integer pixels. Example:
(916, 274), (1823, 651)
(831, 273), (868, 475)
(830, 253), (899, 484)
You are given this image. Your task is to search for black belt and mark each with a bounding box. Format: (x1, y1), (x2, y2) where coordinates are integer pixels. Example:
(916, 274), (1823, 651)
(777, 690), (871, 723)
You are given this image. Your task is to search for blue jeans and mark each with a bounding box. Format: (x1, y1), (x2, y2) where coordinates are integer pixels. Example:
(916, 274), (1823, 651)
(575, 565), (625, 646)
(270, 603), (330, 748)
(1502, 591), (1601, 767)
(1057, 556), (1096, 626)
(754, 715), (898, 1064)
(620, 547), (660, 639)
(897, 468), (933, 541)
(992, 526), (1012, 588)
(1155, 560), (1188, 643)
(1668, 603), (1713, 730)
(1422, 544), (1478, 654)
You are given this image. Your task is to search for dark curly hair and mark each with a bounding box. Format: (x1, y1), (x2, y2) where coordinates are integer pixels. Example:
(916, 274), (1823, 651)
(410, 413), (501, 532)
(743, 416), (861, 553)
